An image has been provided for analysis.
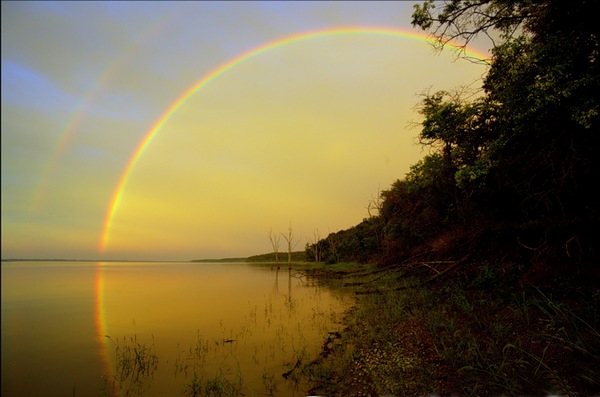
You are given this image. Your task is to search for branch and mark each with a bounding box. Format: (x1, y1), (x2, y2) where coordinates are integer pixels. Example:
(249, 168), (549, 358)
(422, 254), (471, 285)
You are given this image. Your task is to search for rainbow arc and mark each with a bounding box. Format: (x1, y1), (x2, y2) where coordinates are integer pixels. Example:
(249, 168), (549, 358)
(98, 26), (490, 253)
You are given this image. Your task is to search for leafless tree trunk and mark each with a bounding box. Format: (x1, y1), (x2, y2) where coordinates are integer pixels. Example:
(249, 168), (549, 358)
(313, 229), (321, 263)
(281, 223), (298, 269)
(268, 228), (281, 268)
(310, 228), (321, 263)
(365, 187), (383, 218)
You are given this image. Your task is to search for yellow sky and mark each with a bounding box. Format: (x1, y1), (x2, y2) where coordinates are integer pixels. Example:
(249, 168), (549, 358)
(1, 2), (490, 260)
(107, 35), (487, 259)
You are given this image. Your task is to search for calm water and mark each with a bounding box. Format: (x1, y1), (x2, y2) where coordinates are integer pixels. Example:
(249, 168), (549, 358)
(1, 261), (352, 396)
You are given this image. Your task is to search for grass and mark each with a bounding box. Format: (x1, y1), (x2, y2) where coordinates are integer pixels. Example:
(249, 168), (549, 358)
(103, 334), (159, 397)
(103, 331), (248, 397)
(300, 262), (600, 396)
(98, 260), (598, 396)
(184, 369), (243, 397)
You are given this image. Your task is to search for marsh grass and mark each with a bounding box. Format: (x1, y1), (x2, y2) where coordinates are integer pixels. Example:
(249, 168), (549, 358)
(99, 267), (350, 396)
(102, 334), (159, 397)
(183, 368), (243, 397)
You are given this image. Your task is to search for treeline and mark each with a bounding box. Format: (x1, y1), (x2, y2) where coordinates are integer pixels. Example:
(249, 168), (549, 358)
(308, 0), (599, 279)
(246, 251), (306, 263)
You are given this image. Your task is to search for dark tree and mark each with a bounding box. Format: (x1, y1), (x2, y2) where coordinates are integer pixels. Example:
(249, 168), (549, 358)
(411, 0), (600, 268)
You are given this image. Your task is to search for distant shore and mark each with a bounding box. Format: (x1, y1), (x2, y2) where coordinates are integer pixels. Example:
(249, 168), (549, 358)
(1, 258), (187, 263)
(2, 251), (307, 264)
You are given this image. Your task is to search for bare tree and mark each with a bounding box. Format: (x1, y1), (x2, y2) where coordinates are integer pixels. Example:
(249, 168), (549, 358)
(365, 187), (383, 218)
(315, 228), (321, 263)
(281, 223), (298, 269)
(307, 228), (321, 263)
(268, 228), (281, 268)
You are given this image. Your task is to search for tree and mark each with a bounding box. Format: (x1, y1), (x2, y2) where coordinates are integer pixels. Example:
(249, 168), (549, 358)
(411, 0), (544, 57)
(411, 0), (600, 266)
(307, 228), (321, 263)
(268, 228), (281, 267)
(325, 229), (341, 264)
(315, 0), (599, 268)
(281, 223), (298, 268)
(365, 187), (383, 218)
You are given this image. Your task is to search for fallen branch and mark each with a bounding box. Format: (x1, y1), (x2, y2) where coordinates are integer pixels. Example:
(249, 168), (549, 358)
(422, 254), (471, 285)
(420, 262), (442, 275)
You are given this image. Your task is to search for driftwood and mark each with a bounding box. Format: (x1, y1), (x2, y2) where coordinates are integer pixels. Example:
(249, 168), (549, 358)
(422, 254), (471, 285)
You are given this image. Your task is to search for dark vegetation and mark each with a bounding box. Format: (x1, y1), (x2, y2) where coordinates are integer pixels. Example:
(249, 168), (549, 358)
(191, 257), (248, 263)
(245, 251), (306, 263)
(309, 0), (599, 278)
(297, 1), (599, 395)
(300, 263), (600, 396)
(191, 251), (306, 263)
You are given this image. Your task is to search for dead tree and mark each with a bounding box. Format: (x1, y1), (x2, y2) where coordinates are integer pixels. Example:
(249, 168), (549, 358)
(268, 228), (281, 268)
(307, 228), (321, 263)
(365, 187), (383, 218)
(281, 223), (298, 269)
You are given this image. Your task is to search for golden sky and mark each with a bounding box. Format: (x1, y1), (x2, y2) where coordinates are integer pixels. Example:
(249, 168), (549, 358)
(2, 2), (490, 260)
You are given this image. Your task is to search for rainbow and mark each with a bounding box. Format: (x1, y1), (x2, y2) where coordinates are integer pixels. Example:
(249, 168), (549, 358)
(30, 11), (182, 213)
(98, 26), (490, 252)
(31, 92), (96, 213)
(94, 262), (115, 392)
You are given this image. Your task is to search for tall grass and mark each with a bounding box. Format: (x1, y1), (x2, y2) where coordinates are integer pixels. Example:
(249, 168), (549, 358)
(301, 263), (600, 396)
(103, 334), (159, 397)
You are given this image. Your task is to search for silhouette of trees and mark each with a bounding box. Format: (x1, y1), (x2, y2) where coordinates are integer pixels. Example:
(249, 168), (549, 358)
(309, 0), (599, 270)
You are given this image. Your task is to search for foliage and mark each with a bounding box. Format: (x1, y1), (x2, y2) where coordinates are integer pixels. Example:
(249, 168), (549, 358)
(303, 265), (600, 396)
(308, 0), (599, 276)
(302, 2), (600, 394)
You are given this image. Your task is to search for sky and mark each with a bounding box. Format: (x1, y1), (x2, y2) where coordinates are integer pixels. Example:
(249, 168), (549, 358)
(1, 1), (492, 261)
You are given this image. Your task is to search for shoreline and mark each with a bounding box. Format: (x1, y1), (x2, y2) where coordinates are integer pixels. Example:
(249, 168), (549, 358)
(297, 262), (599, 396)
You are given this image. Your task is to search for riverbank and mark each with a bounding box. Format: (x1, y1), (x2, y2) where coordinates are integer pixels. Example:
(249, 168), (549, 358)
(294, 261), (599, 396)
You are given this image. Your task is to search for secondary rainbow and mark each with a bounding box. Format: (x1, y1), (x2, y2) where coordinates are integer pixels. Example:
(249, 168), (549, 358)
(98, 26), (490, 252)
(31, 12), (182, 214)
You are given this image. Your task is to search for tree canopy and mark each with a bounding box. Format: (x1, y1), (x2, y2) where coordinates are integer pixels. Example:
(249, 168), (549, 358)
(308, 0), (599, 277)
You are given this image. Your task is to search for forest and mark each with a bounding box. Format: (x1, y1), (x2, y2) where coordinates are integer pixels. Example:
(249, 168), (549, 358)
(306, 0), (599, 284)
(297, 2), (600, 395)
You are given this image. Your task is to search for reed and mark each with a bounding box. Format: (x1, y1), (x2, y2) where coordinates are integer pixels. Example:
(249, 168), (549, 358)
(103, 334), (159, 397)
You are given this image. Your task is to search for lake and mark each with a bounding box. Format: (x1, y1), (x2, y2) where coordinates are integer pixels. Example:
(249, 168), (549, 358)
(1, 261), (352, 396)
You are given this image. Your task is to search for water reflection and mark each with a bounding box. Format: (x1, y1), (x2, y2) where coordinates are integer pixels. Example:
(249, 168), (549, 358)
(94, 262), (117, 393)
(2, 261), (352, 396)
(272, 267), (294, 299)
(1, 261), (105, 397)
